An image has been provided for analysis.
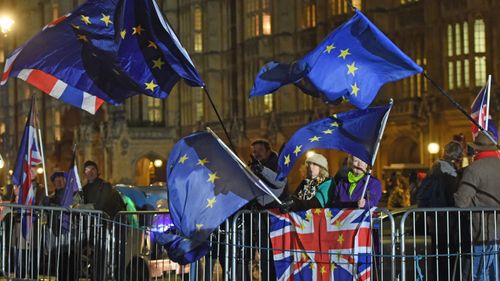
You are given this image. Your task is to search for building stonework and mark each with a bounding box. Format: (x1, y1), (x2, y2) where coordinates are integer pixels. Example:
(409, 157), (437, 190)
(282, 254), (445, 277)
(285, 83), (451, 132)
(0, 0), (499, 189)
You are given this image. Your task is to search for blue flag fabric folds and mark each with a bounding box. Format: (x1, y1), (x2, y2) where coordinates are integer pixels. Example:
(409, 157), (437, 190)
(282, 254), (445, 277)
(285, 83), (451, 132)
(277, 104), (392, 180)
(162, 131), (266, 264)
(250, 10), (422, 109)
(1, 0), (204, 114)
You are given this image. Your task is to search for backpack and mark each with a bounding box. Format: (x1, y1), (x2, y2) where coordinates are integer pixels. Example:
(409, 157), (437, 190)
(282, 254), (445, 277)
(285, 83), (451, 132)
(416, 175), (448, 208)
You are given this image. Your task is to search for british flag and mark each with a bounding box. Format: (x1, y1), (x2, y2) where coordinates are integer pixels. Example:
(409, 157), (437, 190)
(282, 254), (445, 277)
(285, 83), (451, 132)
(269, 208), (374, 281)
(471, 83), (498, 141)
(12, 98), (42, 237)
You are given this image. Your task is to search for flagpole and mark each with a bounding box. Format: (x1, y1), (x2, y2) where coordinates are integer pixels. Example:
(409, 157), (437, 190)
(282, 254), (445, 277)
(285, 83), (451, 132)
(360, 99), (393, 200)
(202, 87), (237, 153)
(37, 128), (49, 197)
(485, 74), (492, 131)
(31, 96), (49, 197)
(206, 127), (283, 205)
(423, 72), (497, 144)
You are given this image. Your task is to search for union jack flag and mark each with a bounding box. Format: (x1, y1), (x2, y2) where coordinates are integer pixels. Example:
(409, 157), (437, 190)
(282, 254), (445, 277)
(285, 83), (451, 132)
(471, 82), (498, 141)
(12, 98), (42, 237)
(269, 208), (374, 281)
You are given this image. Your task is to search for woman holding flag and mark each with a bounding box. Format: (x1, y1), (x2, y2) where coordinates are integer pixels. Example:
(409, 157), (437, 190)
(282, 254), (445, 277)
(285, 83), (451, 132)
(329, 154), (382, 209)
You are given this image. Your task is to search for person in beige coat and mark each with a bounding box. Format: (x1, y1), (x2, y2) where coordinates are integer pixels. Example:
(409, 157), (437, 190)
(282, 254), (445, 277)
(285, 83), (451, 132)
(454, 131), (500, 281)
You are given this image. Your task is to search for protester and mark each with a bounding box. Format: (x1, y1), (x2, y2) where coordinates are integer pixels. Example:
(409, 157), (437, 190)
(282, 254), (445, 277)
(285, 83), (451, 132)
(454, 131), (500, 281)
(250, 139), (279, 172)
(329, 154), (382, 209)
(81, 160), (125, 218)
(416, 140), (463, 281)
(387, 174), (411, 209)
(281, 153), (335, 211)
(81, 160), (125, 281)
(46, 171), (66, 206)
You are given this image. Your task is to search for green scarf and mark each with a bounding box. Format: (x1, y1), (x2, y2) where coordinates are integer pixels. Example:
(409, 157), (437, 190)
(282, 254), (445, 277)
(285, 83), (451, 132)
(347, 171), (364, 198)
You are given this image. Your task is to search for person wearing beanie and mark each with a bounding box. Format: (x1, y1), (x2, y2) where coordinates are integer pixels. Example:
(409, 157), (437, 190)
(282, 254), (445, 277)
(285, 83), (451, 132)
(454, 131), (500, 280)
(281, 153), (335, 211)
(329, 154), (382, 209)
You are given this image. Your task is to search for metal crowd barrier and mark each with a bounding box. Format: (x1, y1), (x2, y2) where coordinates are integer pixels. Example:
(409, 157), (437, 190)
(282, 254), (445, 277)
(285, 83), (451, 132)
(399, 207), (500, 281)
(2, 204), (499, 280)
(0, 203), (111, 281)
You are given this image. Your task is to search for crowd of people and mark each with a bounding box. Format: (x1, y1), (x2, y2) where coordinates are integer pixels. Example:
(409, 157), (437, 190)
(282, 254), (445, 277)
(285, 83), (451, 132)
(1, 131), (499, 280)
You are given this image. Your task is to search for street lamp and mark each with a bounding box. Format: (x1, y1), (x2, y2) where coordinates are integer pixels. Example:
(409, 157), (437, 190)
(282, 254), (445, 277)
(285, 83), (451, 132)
(427, 142), (440, 154)
(153, 159), (163, 168)
(0, 15), (14, 35)
(427, 142), (440, 165)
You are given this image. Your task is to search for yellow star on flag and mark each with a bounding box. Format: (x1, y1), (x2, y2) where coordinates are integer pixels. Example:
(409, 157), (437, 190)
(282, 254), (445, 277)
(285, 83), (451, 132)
(197, 158), (209, 166)
(178, 154), (189, 164)
(320, 266), (326, 274)
(351, 82), (360, 96)
(337, 233), (344, 244)
(152, 57), (165, 69)
(338, 48), (351, 59)
(71, 24), (80, 30)
(77, 34), (88, 42)
(314, 208), (322, 215)
(326, 209), (332, 219)
(323, 129), (333, 134)
(347, 61), (358, 76)
(309, 263), (315, 269)
(206, 197), (216, 208)
(309, 136), (320, 142)
(331, 263), (337, 271)
(120, 30), (126, 39)
(208, 172), (220, 184)
(330, 122), (339, 127)
(148, 40), (158, 49)
(335, 220), (342, 228)
(132, 25), (144, 35)
(305, 212), (313, 221)
(100, 14), (112, 26)
(293, 145), (302, 156)
(284, 154), (291, 166)
(196, 224), (203, 231)
(324, 44), (336, 54)
(145, 80), (158, 91)
(81, 15), (91, 25)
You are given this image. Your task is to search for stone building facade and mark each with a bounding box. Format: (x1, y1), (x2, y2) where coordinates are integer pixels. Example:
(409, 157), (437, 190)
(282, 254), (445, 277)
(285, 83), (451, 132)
(1, 0), (499, 189)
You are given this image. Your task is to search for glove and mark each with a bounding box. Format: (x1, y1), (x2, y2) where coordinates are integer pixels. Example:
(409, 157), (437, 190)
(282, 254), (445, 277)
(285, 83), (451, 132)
(250, 158), (264, 175)
(279, 196), (295, 213)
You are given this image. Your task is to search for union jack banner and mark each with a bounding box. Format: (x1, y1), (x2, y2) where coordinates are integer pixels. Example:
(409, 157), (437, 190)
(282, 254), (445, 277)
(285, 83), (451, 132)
(12, 98), (42, 238)
(471, 80), (498, 141)
(269, 208), (374, 281)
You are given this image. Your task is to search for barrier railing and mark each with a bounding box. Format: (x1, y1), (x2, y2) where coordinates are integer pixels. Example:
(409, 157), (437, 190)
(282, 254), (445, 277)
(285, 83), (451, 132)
(2, 204), (499, 280)
(0, 203), (110, 281)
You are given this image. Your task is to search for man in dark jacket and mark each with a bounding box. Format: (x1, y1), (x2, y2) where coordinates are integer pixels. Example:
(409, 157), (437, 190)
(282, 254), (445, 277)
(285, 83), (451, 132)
(82, 160), (124, 218)
(82, 160), (125, 281)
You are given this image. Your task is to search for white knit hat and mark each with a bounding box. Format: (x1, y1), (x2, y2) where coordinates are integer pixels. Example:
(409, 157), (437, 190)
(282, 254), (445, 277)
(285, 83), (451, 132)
(305, 153), (329, 171)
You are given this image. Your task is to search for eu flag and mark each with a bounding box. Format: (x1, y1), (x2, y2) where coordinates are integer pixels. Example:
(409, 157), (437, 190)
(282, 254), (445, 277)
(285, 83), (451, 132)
(160, 131), (266, 264)
(277, 103), (392, 180)
(1, 0), (204, 114)
(250, 10), (422, 109)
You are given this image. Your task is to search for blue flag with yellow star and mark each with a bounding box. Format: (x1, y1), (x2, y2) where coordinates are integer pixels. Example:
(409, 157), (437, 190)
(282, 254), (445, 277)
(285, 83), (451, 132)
(1, 0), (204, 114)
(277, 103), (392, 180)
(161, 131), (266, 264)
(250, 10), (422, 109)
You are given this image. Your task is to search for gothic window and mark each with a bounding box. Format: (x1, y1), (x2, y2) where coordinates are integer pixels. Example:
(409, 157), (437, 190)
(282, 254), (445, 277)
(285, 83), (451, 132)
(244, 0), (272, 39)
(194, 6), (203, 52)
